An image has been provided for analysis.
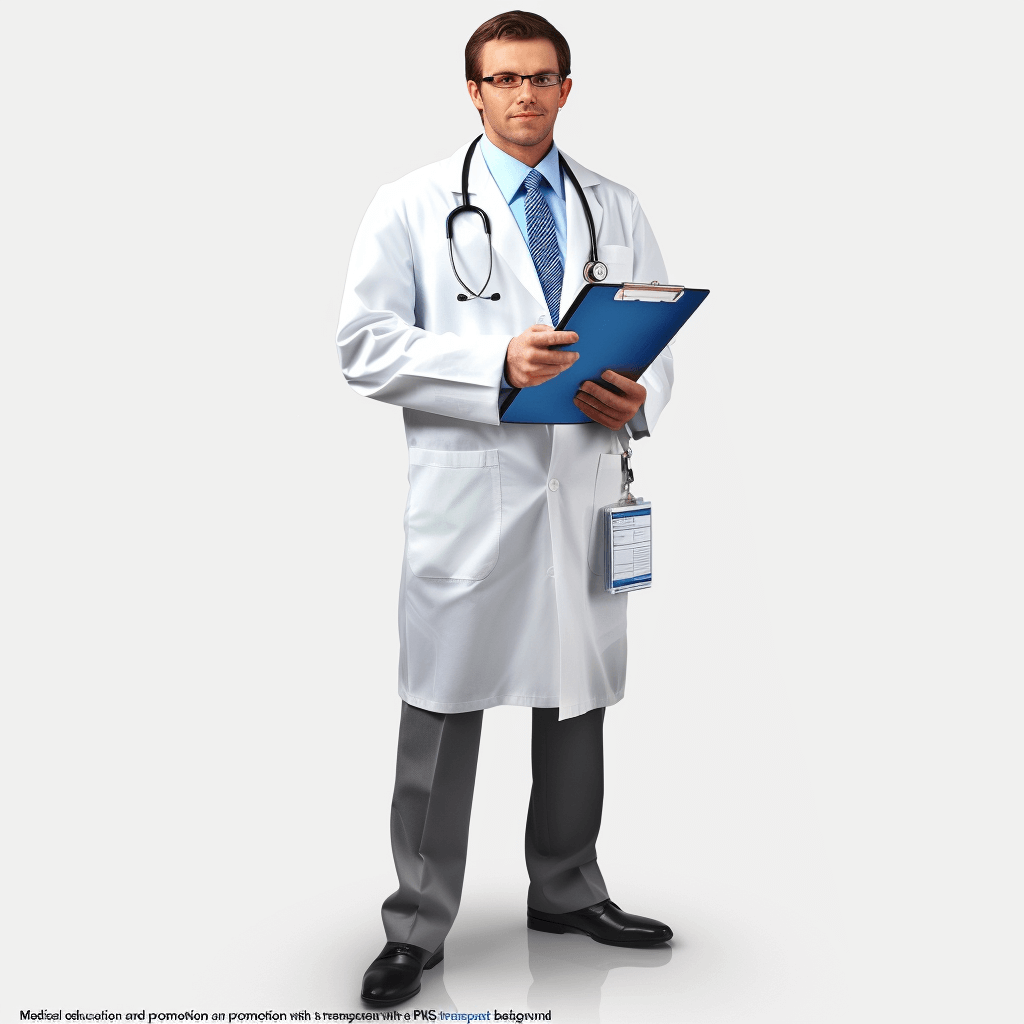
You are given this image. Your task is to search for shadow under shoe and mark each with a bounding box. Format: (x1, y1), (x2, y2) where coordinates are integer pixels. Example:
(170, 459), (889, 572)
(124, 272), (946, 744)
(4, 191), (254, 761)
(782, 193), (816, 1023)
(360, 941), (445, 1007)
(527, 899), (672, 947)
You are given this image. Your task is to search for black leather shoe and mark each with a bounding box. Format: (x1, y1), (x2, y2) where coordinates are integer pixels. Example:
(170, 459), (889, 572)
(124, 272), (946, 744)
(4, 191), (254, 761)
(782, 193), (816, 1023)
(527, 899), (672, 947)
(360, 941), (444, 1007)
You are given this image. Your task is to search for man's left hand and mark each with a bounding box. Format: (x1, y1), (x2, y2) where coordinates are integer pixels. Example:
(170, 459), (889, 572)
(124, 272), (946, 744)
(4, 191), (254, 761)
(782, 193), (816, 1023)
(573, 371), (646, 431)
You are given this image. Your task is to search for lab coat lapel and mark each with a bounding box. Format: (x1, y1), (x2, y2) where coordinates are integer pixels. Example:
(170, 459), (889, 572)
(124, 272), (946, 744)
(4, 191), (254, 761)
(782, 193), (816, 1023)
(448, 143), (547, 311)
(559, 152), (604, 323)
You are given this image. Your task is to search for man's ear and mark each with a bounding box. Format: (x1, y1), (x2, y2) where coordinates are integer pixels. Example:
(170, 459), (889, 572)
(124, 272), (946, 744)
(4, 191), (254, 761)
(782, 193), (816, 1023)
(466, 80), (485, 113)
(558, 76), (573, 109)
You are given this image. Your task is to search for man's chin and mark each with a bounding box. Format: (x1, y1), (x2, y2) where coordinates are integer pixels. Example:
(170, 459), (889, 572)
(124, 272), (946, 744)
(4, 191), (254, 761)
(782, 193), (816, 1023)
(503, 122), (551, 147)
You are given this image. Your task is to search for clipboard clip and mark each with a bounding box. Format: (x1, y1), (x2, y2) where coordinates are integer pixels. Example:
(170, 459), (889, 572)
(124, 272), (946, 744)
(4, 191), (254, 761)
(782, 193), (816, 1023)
(613, 281), (686, 302)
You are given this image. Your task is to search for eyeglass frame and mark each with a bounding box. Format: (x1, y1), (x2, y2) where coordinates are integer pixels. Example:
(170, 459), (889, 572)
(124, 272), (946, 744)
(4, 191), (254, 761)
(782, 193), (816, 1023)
(479, 71), (569, 89)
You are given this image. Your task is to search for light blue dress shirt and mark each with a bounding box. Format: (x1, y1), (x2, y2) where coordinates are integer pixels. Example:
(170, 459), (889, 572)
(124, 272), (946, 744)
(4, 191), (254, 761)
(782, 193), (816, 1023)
(479, 135), (568, 273)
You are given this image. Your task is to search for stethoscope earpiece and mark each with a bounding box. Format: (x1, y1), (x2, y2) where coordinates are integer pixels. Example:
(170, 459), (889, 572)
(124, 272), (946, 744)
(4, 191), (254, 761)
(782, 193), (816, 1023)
(450, 135), (605, 304)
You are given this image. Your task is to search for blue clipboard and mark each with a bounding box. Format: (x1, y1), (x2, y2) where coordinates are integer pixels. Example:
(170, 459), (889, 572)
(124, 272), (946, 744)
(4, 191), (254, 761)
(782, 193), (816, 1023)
(499, 282), (709, 423)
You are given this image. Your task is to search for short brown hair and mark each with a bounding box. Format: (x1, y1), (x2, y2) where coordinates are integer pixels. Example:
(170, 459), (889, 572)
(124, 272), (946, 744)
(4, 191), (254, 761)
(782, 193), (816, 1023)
(465, 11), (571, 83)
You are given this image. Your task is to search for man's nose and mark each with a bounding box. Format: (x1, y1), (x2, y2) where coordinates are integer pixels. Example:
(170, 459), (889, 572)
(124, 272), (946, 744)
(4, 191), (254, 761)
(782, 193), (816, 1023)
(516, 78), (538, 101)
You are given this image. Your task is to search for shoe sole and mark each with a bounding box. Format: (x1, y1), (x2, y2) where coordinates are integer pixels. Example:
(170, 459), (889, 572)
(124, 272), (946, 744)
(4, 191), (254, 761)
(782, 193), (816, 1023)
(360, 949), (444, 1008)
(527, 916), (671, 948)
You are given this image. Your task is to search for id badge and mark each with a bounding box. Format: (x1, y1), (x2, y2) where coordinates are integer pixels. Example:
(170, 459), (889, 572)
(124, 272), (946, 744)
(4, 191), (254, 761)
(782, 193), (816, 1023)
(602, 499), (653, 593)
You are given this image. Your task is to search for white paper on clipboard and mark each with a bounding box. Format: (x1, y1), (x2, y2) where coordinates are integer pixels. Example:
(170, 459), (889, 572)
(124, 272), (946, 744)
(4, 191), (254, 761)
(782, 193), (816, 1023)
(613, 282), (686, 302)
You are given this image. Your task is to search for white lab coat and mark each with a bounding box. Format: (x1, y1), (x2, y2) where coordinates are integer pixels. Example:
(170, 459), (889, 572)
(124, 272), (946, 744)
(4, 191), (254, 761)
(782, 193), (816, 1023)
(337, 140), (673, 719)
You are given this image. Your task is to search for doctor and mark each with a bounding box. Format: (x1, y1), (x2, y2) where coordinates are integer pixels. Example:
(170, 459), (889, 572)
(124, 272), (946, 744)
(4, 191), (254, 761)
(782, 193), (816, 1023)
(337, 11), (675, 1008)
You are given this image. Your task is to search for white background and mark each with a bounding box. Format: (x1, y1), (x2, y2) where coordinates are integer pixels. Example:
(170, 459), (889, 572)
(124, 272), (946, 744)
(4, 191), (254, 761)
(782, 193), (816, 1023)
(2, 1), (1021, 1021)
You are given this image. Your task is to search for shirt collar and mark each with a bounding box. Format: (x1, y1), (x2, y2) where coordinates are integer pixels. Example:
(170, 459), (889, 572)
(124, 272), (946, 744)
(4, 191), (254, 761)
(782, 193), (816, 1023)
(479, 134), (564, 203)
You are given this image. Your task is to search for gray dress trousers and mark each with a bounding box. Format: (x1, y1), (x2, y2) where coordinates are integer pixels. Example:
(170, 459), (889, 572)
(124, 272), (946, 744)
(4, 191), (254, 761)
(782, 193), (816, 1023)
(381, 701), (609, 952)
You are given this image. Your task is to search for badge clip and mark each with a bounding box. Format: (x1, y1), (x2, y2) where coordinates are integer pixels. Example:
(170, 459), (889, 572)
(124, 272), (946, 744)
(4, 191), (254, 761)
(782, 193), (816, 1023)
(619, 447), (636, 505)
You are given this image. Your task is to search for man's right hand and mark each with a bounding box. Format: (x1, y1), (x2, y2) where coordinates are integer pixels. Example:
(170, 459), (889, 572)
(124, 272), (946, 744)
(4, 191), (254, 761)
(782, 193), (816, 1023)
(504, 325), (580, 389)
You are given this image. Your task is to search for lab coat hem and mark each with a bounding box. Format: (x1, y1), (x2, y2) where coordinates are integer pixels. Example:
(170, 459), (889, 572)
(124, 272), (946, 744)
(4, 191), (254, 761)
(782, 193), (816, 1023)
(557, 688), (625, 721)
(397, 688), (625, 718)
(397, 690), (617, 715)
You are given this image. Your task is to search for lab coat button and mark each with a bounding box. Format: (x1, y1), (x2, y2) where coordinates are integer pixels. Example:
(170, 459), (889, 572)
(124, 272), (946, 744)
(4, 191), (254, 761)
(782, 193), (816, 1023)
(546, 566), (555, 577)
(548, 479), (559, 491)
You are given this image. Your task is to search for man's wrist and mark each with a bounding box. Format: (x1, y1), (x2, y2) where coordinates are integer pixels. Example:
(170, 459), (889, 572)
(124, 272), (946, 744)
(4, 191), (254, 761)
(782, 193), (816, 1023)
(503, 340), (517, 388)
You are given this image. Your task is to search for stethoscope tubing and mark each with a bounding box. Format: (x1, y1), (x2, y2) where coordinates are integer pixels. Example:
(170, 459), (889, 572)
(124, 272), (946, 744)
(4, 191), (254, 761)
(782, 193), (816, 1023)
(447, 134), (607, 303)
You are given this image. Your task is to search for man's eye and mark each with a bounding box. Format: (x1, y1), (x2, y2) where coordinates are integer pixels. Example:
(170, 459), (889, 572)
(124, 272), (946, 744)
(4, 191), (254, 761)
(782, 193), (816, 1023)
(498, 75), (518, 85)
(534, 75), (559, 86)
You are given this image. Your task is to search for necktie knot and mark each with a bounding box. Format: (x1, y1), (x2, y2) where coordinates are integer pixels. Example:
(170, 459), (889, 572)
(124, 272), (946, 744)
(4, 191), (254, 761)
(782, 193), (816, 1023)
(524, 168), (545, 193)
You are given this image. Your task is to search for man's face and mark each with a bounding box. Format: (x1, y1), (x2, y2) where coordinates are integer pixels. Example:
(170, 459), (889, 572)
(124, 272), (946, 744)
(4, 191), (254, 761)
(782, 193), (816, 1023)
(467, 37), (572, 160)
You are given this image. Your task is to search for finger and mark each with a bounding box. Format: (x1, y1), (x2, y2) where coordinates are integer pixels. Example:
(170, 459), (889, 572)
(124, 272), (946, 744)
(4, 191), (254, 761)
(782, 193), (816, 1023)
(531, 331), (579, 349)
(530, 360), (577, 383)
(522, 370), (568, 388)
(573, 391), (618, 423)
(519, 357), (579, 387)
(600, 370), (645, 396)
(577, 379), (633, 413)
(574, 391), (624, 430)
(532, 369), (568, 385)
(549, 331), (579, 347)
(531, 349), (580, 368)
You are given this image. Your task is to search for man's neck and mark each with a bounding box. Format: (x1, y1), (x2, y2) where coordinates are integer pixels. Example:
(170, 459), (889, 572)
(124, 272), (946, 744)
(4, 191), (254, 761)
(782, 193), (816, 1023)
(482, 124), (554, 167)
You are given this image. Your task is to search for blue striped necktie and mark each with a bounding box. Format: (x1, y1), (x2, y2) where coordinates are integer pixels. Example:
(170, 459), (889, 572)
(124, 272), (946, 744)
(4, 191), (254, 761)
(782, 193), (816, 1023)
(524, 168), (563, 325)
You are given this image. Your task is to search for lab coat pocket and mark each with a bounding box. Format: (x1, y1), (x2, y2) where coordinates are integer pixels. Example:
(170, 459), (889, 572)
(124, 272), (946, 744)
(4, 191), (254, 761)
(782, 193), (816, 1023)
(587, 453), (624, 575)
(597, 244), (633, 284)
(407, 448), (501, 581)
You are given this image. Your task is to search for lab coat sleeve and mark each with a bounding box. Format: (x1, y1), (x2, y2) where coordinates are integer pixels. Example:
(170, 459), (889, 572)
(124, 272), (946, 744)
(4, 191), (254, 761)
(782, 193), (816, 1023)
(627, 196), (675, 440)
(336, 184), (512, 424)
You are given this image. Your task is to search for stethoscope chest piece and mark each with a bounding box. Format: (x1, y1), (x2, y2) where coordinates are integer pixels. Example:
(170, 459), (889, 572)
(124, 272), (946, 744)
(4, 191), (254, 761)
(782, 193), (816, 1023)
(584, 260), (609, 283)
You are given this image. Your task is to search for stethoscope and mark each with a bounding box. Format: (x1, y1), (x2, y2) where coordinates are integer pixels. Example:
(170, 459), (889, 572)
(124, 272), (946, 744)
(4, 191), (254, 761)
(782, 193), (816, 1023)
(446, 134), (608, 303)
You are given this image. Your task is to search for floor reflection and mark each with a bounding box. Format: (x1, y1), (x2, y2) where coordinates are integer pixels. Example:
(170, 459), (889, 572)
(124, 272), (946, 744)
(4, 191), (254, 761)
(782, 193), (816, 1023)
(412, 957), (458, 1012)
(526, 929), (673, 1020)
